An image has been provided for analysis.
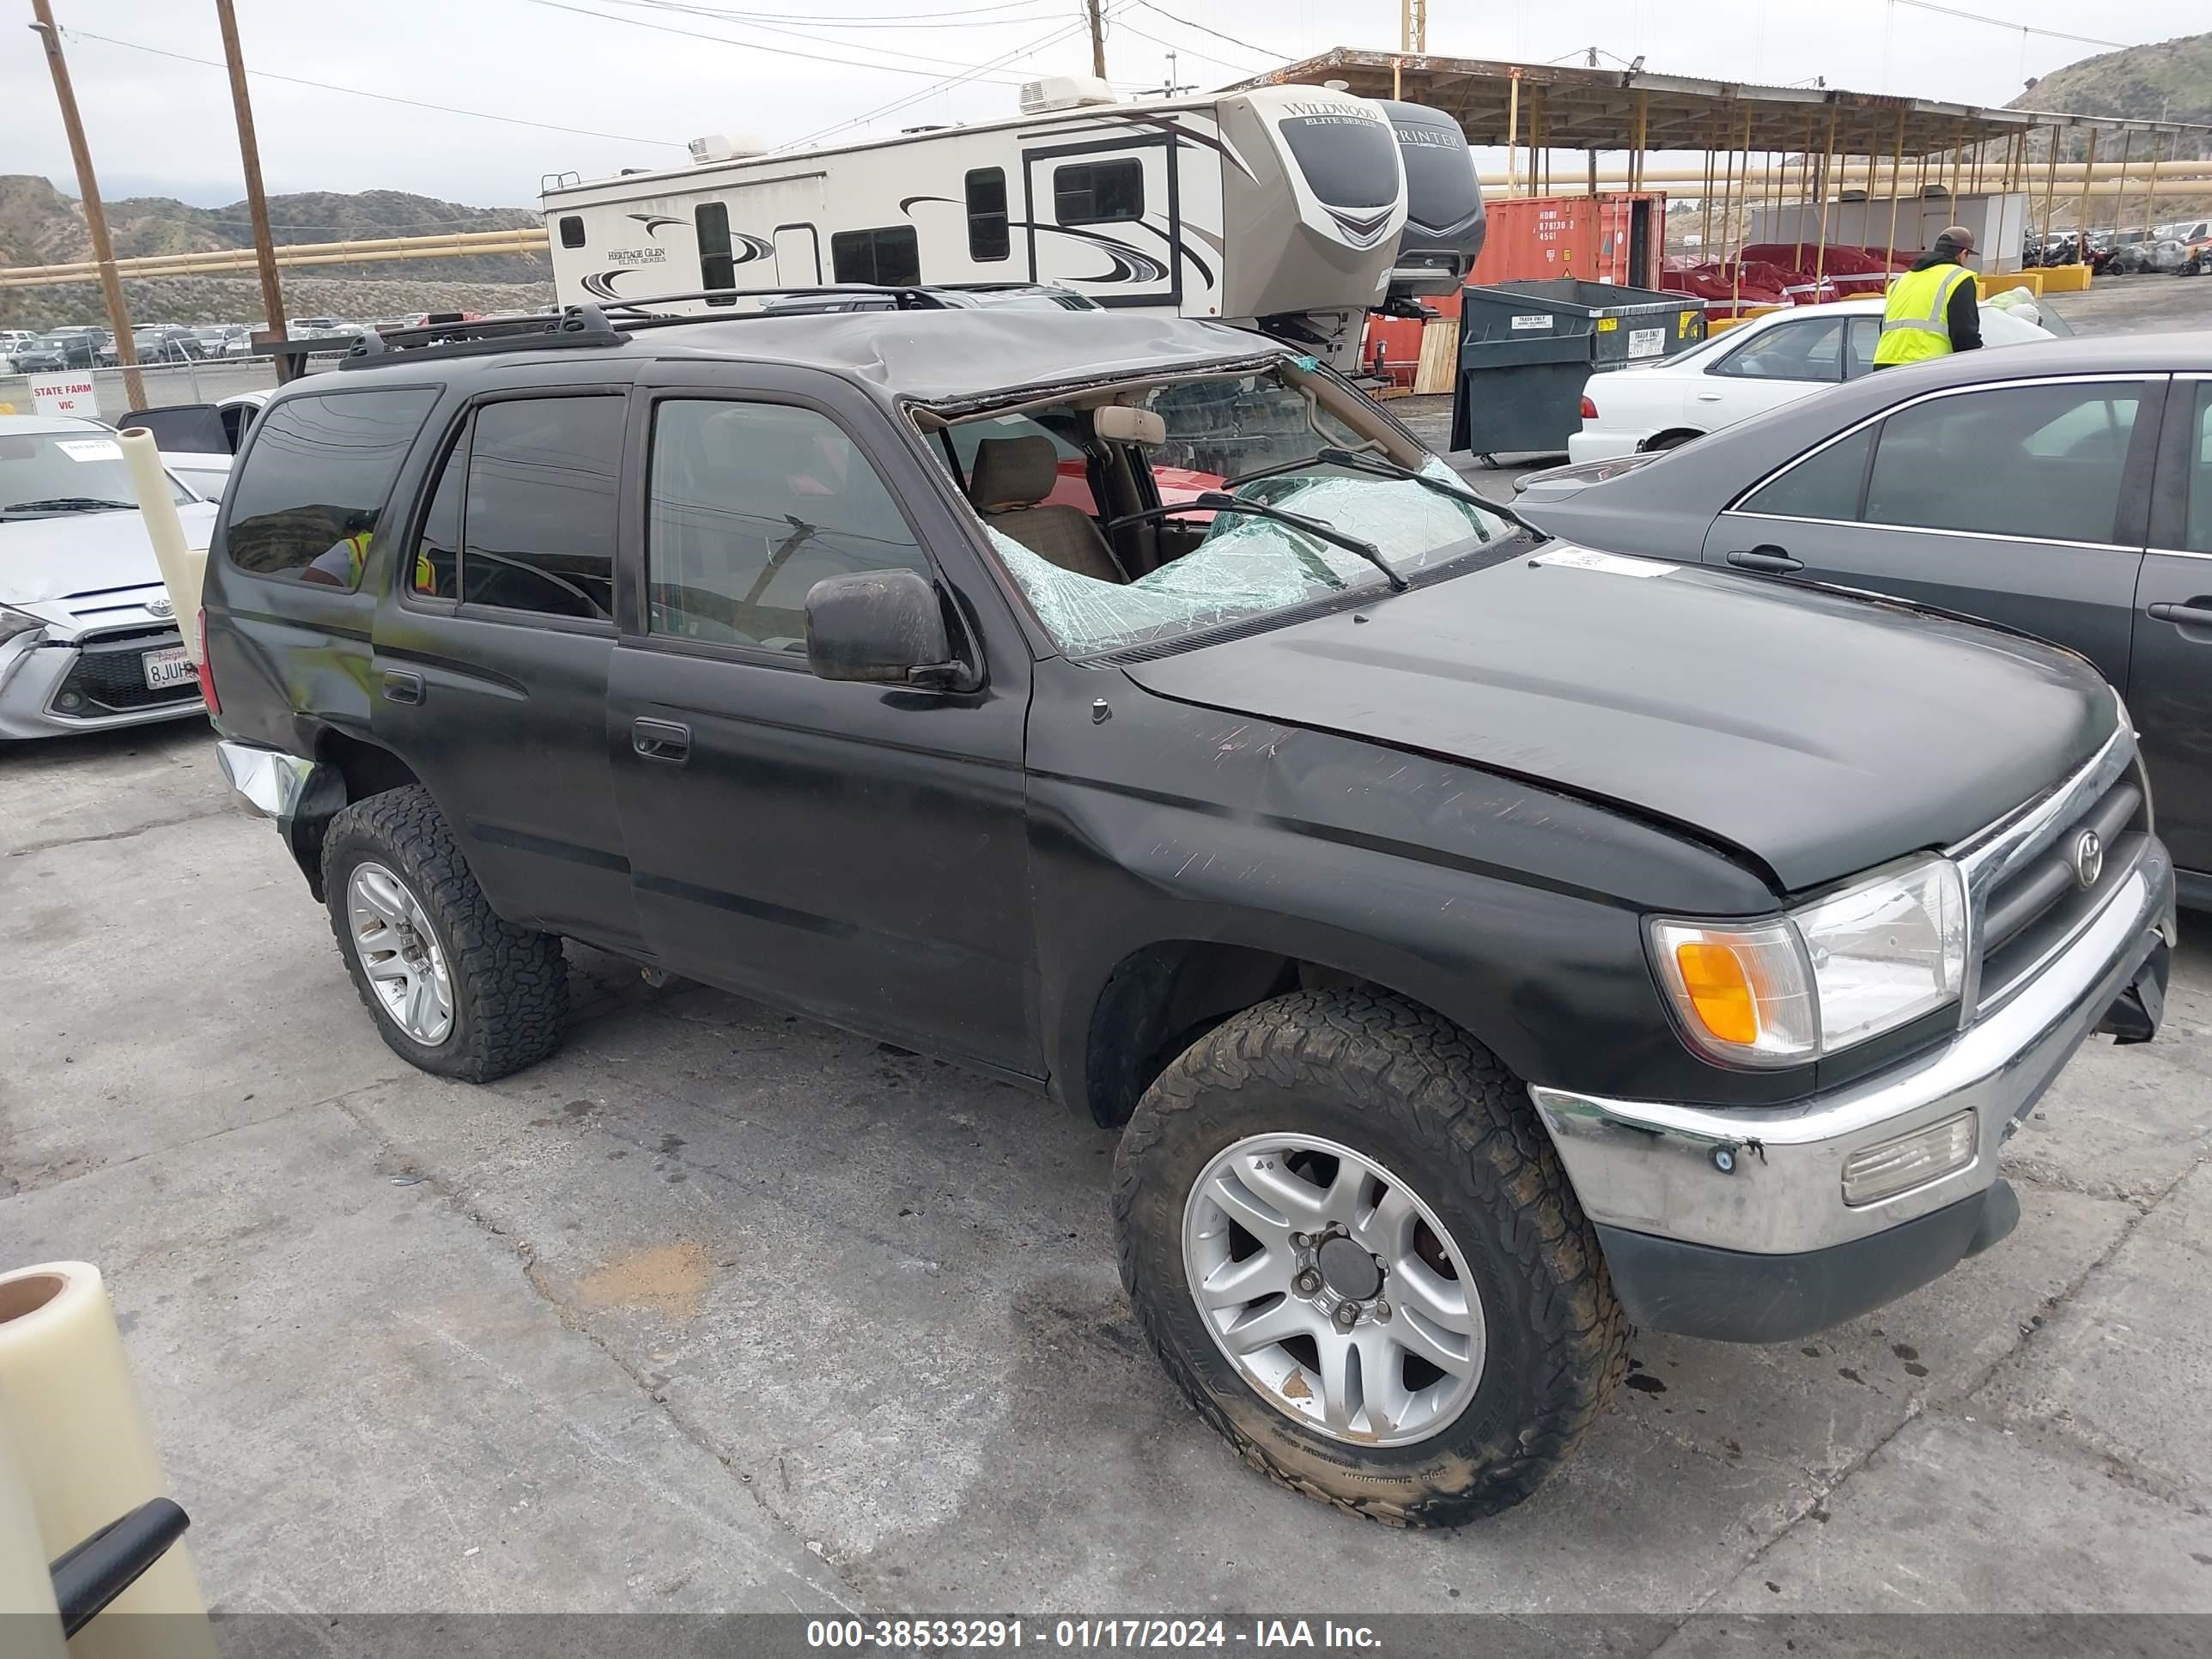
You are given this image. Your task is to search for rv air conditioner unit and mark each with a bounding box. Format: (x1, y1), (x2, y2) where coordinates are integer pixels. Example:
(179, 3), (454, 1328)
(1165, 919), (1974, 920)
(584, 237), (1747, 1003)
(689, 133), (767, 165)
(1018, 75), (1117, 115)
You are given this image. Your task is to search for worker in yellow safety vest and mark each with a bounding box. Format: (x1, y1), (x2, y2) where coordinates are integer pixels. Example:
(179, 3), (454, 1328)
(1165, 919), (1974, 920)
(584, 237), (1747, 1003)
(300, 519), (436, 592)
(1872, 226), (1982, 368)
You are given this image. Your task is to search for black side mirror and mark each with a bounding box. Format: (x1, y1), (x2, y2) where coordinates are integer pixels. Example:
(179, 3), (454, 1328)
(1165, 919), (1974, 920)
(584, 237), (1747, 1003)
(805, 568), (973, 690)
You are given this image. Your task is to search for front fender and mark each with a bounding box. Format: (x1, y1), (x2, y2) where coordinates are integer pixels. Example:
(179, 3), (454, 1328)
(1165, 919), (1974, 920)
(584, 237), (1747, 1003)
(1025, 661), (1805, 1116)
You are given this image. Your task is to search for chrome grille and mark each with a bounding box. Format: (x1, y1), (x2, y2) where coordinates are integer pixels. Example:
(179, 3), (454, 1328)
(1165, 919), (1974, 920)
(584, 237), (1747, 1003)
(1950, 718), (2148, 1020)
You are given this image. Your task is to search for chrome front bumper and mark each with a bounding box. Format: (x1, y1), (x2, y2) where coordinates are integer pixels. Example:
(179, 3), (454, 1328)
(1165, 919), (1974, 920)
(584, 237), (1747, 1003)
(1531, 836), (2175, 1257)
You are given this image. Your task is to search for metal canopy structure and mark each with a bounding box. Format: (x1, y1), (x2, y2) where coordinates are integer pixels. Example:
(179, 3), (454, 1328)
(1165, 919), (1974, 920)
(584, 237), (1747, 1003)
(1230, 48), (2212, 160)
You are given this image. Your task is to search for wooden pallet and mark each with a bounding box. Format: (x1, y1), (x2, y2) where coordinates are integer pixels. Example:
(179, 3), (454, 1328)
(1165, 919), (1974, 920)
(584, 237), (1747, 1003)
(1412, 319), (1460, 395)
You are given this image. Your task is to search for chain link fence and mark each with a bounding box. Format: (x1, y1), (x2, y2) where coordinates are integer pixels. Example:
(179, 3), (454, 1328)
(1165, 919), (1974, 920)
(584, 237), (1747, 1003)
(0, 354), (347, 424)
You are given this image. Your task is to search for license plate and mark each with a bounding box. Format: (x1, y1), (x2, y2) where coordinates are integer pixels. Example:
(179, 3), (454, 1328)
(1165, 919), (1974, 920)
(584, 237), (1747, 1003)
(1627, 326), (1666, 358)
(142, 645), (194, 690)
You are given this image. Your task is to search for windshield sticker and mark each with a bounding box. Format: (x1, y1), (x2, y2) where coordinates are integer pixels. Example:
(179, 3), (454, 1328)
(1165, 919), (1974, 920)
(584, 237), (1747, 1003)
(1532, 545), (1675, 578)
(57, 438), (123, 463)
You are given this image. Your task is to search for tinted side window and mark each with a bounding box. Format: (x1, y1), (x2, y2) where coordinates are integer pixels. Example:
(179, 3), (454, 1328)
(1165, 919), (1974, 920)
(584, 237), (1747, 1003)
(696, 202), (737, 306)
(460, 398), (623, 621)
(647, 400), (931, 651)
(1741, 425), (1875, 521)
(1054, 161), (1143, 226)
(224, 387), (438, 586)
(1712, 318), (1847, 383)
(1865, 383), (2143, 544)
(966, 168), (1009, 263)
(830, 227), (921, 285)
(558, 215), (586, 249)
(412, 427), (465, 598)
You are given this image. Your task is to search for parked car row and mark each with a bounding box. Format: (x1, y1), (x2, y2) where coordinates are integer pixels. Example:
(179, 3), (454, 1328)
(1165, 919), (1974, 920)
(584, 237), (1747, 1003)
(1560, 294), (2063, 464)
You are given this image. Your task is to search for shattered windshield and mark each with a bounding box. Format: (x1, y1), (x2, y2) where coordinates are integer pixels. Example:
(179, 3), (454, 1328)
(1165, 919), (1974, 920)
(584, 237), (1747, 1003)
(939, 368), (1516, 657)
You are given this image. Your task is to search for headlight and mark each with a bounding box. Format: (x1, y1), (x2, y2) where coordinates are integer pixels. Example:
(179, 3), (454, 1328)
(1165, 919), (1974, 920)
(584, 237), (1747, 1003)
(0, 605), (46, 647)
(1650, 856), (1967, 1066)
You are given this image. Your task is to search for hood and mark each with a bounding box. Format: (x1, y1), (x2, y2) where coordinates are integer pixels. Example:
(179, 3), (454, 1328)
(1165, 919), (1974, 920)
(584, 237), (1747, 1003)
(1119, 546), (2117, 894)
(2, 503), (216, 636)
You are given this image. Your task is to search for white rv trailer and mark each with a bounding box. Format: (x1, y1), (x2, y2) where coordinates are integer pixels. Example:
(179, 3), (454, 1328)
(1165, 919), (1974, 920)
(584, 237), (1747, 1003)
(540, 79), (1408, 369)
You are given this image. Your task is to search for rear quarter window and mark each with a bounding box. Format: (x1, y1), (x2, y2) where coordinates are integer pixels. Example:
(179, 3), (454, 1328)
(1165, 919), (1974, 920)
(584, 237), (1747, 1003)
(223, 387), (439, 587)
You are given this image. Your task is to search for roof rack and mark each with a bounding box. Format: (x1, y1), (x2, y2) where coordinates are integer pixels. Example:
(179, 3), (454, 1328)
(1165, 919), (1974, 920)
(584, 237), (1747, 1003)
(337, 305), (628, 371)
(595, 285), (956, 331)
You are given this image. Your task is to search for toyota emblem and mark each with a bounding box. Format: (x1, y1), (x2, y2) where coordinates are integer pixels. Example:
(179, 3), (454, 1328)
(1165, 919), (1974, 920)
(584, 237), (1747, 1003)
(147, 593), (174, 618)
(2072, 829), (2105, 890)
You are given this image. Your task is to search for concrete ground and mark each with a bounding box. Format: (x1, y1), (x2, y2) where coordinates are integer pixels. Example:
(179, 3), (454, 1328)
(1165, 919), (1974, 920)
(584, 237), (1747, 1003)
(4, 711), (2210, 1626)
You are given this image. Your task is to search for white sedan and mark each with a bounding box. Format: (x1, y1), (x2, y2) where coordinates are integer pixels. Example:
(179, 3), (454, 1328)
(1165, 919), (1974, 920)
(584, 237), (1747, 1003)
(1566, 295), (2057, 465)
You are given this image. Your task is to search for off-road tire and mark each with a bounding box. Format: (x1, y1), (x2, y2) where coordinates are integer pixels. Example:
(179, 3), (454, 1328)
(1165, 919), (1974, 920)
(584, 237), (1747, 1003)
(1114, 988), (1628, 1527)
(322, 785), (568, 1082)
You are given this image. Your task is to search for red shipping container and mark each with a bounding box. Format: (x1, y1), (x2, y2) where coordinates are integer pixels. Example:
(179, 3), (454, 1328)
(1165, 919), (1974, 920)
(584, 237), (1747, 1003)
(1469, 192), (1668, 289)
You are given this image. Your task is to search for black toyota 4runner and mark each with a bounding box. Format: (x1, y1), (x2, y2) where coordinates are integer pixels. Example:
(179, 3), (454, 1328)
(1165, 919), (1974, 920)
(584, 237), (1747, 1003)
(203, 300), (2175, 1526)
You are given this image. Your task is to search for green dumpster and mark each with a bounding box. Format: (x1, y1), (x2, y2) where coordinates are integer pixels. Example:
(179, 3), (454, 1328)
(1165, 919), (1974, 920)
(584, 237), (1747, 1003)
(1449, 279), (1707, 462)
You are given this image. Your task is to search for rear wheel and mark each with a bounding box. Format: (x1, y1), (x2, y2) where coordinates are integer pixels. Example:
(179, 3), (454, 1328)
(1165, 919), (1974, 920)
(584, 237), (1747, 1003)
(322, 786), (568, 1082)
(1114, 989), (1627, 1526)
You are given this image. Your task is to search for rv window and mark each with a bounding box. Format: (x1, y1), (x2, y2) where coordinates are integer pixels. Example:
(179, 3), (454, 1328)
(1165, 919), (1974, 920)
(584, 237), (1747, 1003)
(830, 226), (921, 286)
(696, 203), (738, 307)
(966, 168), (1010, 263)
(558, 215), (586, 249)
(459, 397), (623, 621)
(647, 400), (932, 650)
(1054, 160), (1143, 226)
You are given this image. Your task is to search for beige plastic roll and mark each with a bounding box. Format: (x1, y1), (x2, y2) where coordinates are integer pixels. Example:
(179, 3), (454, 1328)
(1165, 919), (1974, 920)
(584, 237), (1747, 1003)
(117, 428), (208, 665)
(0, 1265), (214, 1659)
(0, 1393), (66, 1659)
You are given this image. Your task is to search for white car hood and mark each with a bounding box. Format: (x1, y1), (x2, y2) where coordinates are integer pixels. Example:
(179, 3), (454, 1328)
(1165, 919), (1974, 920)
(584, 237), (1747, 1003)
(1, 502), (216, 639)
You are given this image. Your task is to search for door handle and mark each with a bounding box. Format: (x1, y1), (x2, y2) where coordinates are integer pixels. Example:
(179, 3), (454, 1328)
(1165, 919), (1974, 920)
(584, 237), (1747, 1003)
(1726, 547), (1805, 574)
(380, 670), (423, 705)
(2148, 601), (2212, 629)
(1694, 392), (1724, 402)
(631, 718), (690, 763)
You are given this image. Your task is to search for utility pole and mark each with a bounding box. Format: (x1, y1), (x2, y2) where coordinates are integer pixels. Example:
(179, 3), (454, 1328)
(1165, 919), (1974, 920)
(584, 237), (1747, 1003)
(1401, 0), (1427, 54)
(214, 0), (286, 344)
(1085, 0), (1105, 80)
(27, 0), (143, 409)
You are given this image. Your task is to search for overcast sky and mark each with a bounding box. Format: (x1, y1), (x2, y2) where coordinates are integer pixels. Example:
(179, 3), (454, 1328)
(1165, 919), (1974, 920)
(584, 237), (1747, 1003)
(3, 0), (2202, 212)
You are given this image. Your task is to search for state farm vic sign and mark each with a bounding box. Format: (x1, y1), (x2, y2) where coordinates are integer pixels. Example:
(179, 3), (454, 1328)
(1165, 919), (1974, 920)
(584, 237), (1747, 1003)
(28, 373), (98, 418)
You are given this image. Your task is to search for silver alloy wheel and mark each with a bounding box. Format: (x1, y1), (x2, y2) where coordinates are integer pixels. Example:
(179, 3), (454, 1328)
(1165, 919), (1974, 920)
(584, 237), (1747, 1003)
(1182, 1133), (1486, 1447)
(346, 861), (454, 1046)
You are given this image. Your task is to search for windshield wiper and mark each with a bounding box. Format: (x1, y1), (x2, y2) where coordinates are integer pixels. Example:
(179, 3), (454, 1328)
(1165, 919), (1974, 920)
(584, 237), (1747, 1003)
(3, 497), (139, 514)
(1224, 446), (1511, 538)
(1109, 492), (1409, 592)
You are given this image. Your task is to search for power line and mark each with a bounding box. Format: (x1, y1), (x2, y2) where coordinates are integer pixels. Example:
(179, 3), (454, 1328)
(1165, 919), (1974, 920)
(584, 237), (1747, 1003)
(1134, 2), (1297, 66)
(1886, 0), (2124, 51)
(516, 0), (1035, 83)
(588, 0), (1070, 29)
(601, 0), (1061, 21)
(64, 29), (685, 148)
(777, 13), (1101, 151)
(1114, 21), (1273, 80)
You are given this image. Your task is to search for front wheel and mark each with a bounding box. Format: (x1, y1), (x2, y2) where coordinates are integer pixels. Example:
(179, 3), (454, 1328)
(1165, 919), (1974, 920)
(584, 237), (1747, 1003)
(1114, 989), (1626, 1526)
